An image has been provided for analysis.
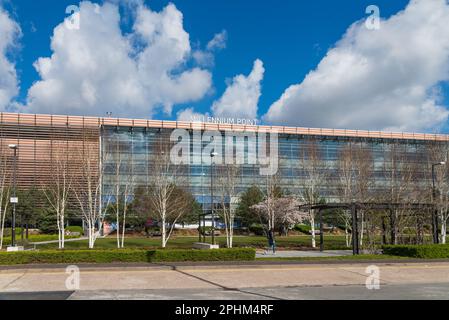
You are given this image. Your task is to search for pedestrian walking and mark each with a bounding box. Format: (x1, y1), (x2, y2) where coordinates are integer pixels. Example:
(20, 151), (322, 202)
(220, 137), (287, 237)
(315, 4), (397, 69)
(267, 229), (276, 254)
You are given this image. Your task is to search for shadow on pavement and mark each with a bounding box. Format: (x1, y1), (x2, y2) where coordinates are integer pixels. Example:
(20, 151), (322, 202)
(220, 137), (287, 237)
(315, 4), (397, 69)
(0, 291), (74, 300)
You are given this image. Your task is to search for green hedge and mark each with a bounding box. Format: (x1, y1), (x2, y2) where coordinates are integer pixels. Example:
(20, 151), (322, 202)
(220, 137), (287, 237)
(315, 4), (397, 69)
(294, 224), (311, 234)
(0, 248), (256, 265)
(66, 226), (84, 234)
(382, 244), (449, 259)
(248, 224), (265, 236)
(148, 248), (256, 262)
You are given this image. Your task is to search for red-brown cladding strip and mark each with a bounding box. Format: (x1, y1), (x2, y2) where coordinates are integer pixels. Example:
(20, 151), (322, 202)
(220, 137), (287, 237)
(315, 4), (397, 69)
(0, 111), (449, 141)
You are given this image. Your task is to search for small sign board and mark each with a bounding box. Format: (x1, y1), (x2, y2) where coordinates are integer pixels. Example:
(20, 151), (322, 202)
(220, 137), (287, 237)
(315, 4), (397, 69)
(10, 197), (18, 204)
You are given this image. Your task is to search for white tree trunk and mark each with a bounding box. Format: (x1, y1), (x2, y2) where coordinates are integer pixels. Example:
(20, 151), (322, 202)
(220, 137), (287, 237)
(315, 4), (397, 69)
(229, 215), (234, 248)
(310, 214), (316, 248)
(229, 229), (233, 248)
(116, 203), (120, 249)
(161, 223), (166, 248)
(223, 209), (234, 248)
(121, 212), (126, 248)
(57, 212), (62, 249)
(442, 224), (447, 244)
(225, 220), (230, 248)
(87, 221), (95, 249)
(60, 214), (65, 249)
(345, 224), (351, 248)
(441, 211), (447, 244)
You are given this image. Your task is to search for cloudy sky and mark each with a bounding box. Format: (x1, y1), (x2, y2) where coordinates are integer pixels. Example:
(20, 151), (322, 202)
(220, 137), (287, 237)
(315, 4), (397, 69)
(1, 0), (449, 133)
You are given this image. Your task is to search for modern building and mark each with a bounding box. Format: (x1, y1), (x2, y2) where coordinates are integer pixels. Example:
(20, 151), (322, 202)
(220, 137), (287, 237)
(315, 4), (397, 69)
(1, 112), (448, 214)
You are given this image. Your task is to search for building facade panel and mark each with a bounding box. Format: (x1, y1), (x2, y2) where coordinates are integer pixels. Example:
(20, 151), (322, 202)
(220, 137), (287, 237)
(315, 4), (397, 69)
(0, 112), (447, 212)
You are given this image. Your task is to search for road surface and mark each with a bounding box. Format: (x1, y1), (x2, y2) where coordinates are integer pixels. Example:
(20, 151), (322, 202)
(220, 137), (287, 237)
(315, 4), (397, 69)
(1, 261), (449, 300)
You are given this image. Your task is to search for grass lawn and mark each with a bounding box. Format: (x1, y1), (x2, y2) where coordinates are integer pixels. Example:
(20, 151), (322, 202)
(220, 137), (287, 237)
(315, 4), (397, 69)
(2, 234), (80, 246)
(33, 235), (350, 250)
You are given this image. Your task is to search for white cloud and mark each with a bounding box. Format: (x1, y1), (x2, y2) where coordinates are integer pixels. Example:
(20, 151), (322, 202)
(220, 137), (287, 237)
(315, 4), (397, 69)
(264, 0), (449, 132)
(192, 50), (214, 68)
(0, 6), (20, 110)
(212, 59), (264, 119)
(21, 1), (212, 118)
(176, 107), (208, 121)
(193, 30), (227, 68)
(207, 30), (227, 51)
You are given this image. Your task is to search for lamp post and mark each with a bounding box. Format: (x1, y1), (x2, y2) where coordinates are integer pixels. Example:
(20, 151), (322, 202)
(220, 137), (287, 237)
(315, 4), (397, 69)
(210, 151), (218, 245)
(432, 161), (446, 244)
(199, 172), (206, 242)
(8, 144), (18, 247)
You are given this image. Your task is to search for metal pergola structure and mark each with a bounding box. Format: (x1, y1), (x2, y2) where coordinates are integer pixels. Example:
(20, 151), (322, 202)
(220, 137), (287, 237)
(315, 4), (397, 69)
(299, 202), (436, 255)
(198, 212), (208, 243)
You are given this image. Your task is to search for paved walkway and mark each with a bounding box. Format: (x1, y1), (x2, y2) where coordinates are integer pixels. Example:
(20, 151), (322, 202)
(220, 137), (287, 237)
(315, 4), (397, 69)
(2, 282), (449, 300)
(30, 237), (88, 245)
(256, 250), (353, 258)
(2, 261), (449, 297)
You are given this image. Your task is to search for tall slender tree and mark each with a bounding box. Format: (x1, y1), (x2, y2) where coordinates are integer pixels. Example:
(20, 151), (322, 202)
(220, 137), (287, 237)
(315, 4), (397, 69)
(137, 134), (191, 248)
(216, 164), (240, 248)
(41, 143), (74, 249)
(298, 139), (327, 248)
(0, 145), (11, 250)
(73, 140), (106, 249)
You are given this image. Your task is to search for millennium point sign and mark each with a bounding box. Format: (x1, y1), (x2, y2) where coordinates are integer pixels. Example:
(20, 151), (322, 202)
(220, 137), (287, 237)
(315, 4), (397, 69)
(189, 115), (260, 126)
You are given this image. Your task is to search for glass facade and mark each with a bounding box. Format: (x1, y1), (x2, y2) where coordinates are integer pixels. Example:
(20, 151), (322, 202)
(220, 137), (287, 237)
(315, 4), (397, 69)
(101, 125), (443, 207)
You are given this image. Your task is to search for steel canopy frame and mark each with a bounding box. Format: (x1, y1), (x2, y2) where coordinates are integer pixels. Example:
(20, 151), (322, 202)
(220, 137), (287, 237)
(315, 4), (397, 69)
(299, 202), (436, 255)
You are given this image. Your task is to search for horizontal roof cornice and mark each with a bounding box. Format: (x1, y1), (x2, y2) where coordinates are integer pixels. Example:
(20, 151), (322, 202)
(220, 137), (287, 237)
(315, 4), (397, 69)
(1, 112), (448, 142)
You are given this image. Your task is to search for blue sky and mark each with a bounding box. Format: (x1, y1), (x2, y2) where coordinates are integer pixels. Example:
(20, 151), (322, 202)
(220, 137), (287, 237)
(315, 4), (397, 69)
(1, 0), (449, 133)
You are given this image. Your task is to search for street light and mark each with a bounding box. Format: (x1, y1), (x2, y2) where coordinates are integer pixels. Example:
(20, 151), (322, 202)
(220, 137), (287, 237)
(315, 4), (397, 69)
(8, 144), (18, 247)
(432, 161), (446, 244)
(199, 171), (206, 243)
(210, 151), (218, 245)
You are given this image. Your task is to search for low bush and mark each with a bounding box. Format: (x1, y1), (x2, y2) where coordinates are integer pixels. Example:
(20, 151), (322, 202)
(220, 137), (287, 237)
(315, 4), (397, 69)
(2, 228), (25, 237)
(248, 224), (265, 236)
(198, 226), (213, 235)
(0, 249), (149, 265)
(66, 226), (84, 235)
(148, 248), (256, 262)
(382, 244), (449, 259)
(294, 224), (311, 234)
(0, 248), (256, 265)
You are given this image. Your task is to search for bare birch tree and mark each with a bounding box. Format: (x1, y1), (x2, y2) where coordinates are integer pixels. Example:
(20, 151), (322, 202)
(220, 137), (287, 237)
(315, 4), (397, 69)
(352, 145), (374, 246)
(216, 164), (240, 248)
(140, 136), (192, 248)
(74, 141), (104, 249)
(0, 146), (11, 250)
(428, 142), (449, 243)
(336, 144), (356, 247)
(260, 173), (282, 235)
(113, 158), (135, 248)
(299, 139), (327, 248)
(383, 142), (418, 244)
(41, 143), (73, 249)
(336, 142), (375, 247)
